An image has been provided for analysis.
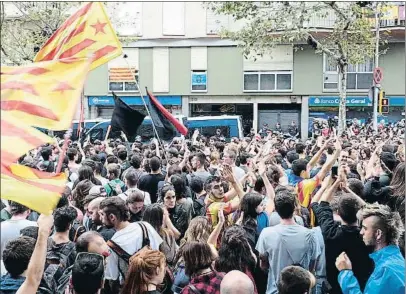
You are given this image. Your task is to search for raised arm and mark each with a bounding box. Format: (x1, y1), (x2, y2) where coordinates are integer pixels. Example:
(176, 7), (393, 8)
(307, 138), (332, 171)
(258, 160), (275, 214)
(208, 208), (225, 249)
(16, 214), (54, 294)
(316, 139), (342, 181)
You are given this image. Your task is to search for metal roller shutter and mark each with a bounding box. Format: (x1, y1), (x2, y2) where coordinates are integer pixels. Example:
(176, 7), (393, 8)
(259, 110), (300, 132)
(98, 107), (114, 119)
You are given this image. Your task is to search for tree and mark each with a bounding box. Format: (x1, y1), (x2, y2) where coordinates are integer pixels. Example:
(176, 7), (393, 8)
(209, 1), (385, 135)
(0, 2), (137, 66)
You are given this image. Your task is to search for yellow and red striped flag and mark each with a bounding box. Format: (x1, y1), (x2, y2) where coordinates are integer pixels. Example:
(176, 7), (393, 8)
(1, 111), (67, 215)
(1, 57), (92, 130)
(34, 2), (122, 70)
(0, 111), (55, 162)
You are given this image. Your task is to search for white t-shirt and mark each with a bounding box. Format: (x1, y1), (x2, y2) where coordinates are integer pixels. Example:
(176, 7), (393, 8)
(105, 221), (163, 281)
(117, 188), (151, 205)
(1, 219), (38, 259)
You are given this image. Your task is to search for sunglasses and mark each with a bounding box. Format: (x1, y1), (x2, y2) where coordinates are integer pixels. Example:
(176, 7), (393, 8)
(75, 252), (107, 263)
(212, 184), (222, 190)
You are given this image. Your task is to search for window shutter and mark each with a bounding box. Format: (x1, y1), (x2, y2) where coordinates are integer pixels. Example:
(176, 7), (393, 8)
(153, 48), (169, 92)
(191, 47), (207, 70)
(163, 2), (185, 35)
(243, 45), (293, 71)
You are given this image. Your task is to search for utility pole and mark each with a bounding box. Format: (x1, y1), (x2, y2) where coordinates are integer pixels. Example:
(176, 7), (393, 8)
(372, 2), (380, 132)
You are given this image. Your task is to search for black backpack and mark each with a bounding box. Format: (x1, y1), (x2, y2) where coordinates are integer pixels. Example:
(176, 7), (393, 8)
(107, 222), (150, 282)
(69, 220), (86, 242)
(37, 239), (76, 294)
(192, 194), (206, 218)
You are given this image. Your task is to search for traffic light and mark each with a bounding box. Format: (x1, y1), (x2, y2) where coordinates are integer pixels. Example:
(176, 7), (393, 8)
(379, 90), (389, 114)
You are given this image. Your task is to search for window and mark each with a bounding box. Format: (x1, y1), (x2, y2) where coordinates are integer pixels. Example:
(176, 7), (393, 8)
(191, 70), (207, 92)
(243, 71), (292, 92)
(323, 55), (373, 91)
(108, 68), (139, 92)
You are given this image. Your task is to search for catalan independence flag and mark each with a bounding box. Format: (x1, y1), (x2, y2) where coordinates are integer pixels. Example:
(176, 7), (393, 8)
(1, 112), (67, 215)
(1, 57), (92, 130)
(34, 2), (122, 70)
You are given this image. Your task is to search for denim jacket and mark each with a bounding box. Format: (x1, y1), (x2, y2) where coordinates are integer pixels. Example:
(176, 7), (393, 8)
(338, 245), (405, 294)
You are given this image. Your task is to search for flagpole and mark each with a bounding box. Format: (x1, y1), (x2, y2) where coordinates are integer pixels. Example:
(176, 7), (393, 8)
(55, 129), (72, 174)
(122, 56), (169, 160)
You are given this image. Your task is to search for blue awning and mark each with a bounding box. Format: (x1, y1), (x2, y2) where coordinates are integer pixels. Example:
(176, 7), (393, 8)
(87, 95), (182, 106)
(309, 96), (405, 107)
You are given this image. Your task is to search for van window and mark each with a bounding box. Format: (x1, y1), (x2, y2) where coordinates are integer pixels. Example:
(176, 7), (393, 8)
(90, 128), (104, 141)
(190, 126), (230, 138)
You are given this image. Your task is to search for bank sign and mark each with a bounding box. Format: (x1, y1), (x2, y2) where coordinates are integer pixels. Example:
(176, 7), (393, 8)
(309, 96), (372, 107)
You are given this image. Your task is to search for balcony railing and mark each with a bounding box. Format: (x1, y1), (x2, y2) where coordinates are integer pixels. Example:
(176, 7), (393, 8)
(303, 5), (405, 29)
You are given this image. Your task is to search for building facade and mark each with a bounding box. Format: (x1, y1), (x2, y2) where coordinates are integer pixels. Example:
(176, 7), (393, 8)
(83, 2), (406, 138)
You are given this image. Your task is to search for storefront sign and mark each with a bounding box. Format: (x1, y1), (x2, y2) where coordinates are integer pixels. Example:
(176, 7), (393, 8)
(387, 96), (405, 106)
(309, 97), (372, 107)
(88, 95), (182, 106)
(191, 72), (207, 91)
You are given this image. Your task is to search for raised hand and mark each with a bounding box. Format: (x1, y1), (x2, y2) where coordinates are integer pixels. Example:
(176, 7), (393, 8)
(221, 164), (235, 183)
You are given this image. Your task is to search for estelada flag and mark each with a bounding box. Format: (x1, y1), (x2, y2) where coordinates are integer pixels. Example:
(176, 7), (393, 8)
(146, 89), (188, 136)
(111, 92), (146, 138)
(1, 163), (66, 215)
(1, 111), (67, 215)
(1, 57), (92, 130)
(1, 111), (55, 163)
(34, 2), (122, 70)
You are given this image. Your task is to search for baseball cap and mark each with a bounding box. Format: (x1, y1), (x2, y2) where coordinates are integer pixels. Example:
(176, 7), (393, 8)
(88, 186), (107, 197)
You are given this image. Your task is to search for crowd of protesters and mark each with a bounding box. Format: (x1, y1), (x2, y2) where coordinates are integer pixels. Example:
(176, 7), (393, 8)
(0, 118), (405, 294)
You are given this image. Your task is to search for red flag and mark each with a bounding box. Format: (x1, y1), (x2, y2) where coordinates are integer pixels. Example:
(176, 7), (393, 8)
(146, 90), (188, 136)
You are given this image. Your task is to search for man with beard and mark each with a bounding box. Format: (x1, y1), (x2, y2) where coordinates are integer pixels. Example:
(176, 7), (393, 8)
(205, 166), (245, 229)
(87, 197), (116, 241)
(99, 197), (162, 285)
(336, 203), (405, 294)
(191, 152), (211, 183)
(310, 175), (374, 294)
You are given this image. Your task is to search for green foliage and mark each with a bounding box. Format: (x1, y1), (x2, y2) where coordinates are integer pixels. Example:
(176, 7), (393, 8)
(208, 1), (387, 134)
(208, 1), (380, 65)
(1, 2), (137, 65)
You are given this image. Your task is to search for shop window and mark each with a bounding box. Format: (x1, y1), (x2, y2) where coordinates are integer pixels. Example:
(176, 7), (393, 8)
(243, 71), (292, 92)
(323, 55), (373, 91)
(108, 67), (139, 92)
(191, 70), (207, 92)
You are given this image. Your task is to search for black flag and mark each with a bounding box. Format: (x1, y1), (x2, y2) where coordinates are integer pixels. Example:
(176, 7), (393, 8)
(111, 92), (146, 138)
(146, 88), (178, 141)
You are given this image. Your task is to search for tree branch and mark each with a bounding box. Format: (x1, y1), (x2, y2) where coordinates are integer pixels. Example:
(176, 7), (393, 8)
(327, 2), (350, 21)
(306, 31), (341, 60)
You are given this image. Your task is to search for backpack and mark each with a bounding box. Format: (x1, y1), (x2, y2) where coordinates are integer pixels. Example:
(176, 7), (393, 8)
(192, 194), (206, 218)
(37, 239), (76, 294)
(68, 220), (86, 242)
(107, 222), (151, 282)
(107, 223), (174, 293)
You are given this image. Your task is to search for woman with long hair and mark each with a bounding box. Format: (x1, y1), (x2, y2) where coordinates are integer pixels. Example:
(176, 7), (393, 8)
(181, 242), (225, 294)
(72, 179), (94, 212)
(360, 147), (371, 160)
(215, 225), (258, 294)
(172, 217), (213, 294)
(142, 203), (180, 267)
(161, 184), (189, 239)
(240, 192), (268, 247)
(121, 247), (166, 294)
(73, 164), (102, 189)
